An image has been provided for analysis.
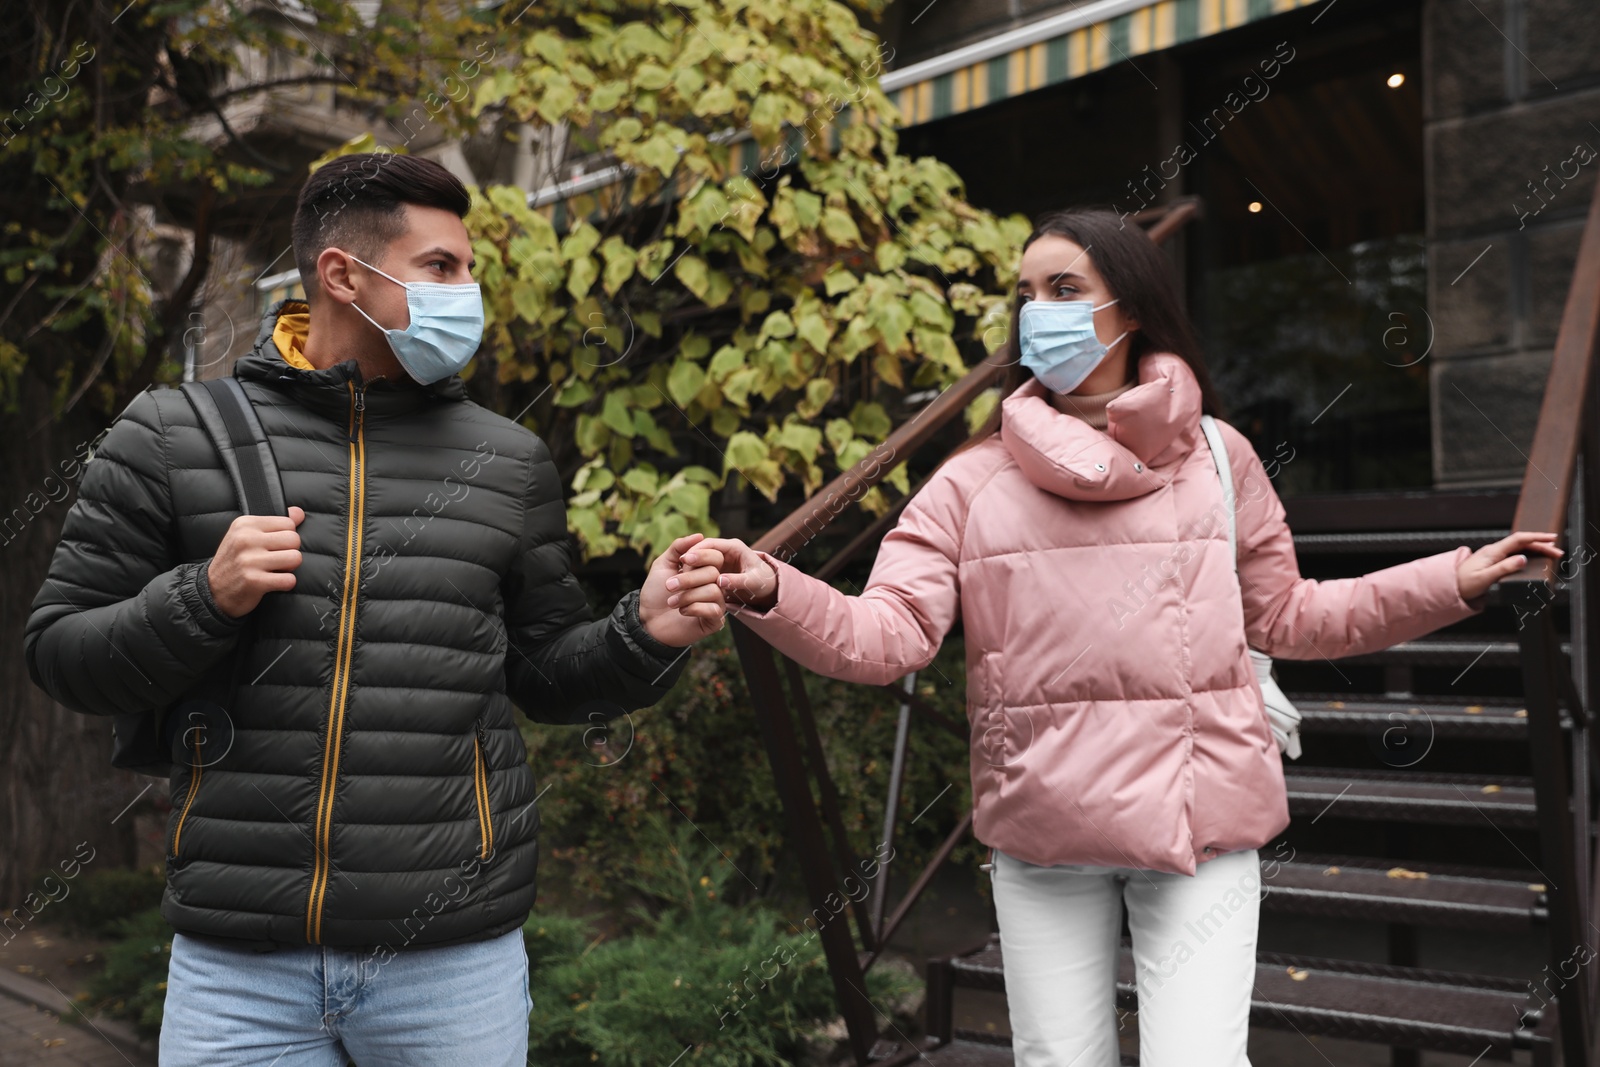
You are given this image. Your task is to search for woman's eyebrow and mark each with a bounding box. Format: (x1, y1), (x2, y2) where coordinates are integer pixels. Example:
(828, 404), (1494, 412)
(1011, 268), (1088, 294)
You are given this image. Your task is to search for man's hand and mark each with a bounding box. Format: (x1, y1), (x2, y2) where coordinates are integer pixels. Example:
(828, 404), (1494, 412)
(206, 506), (306, 619)
(641, 532), (728, 647)
(1457, 529), (1563, 602)
(675, 537), (778, 614)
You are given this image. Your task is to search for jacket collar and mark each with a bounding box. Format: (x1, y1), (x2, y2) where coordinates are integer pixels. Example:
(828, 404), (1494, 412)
(1000, 351), (1203, 502)
(232, 299), (468, 419)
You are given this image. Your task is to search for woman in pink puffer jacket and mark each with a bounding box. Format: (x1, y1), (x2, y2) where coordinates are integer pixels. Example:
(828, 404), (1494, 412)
(671, 208), (1560, 1065)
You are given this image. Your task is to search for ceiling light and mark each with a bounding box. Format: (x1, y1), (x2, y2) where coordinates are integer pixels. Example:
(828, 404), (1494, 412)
(1387, 72), (1405, 88)
(1248, 201), (1262, 213)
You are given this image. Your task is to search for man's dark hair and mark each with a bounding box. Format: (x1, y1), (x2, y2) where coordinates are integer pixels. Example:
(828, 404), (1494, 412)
(291, 152), (471, 299)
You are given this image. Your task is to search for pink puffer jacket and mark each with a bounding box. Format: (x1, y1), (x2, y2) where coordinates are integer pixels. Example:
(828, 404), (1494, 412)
(736, 351), (1489, 875)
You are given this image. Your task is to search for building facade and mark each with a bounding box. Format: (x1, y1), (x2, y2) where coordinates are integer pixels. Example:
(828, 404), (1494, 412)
(874, 0), (1600, 492)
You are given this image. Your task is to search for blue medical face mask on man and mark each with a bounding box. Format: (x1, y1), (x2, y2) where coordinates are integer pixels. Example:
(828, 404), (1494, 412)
(347, 253), (484, 385)
(1017, 296), (1130, 394)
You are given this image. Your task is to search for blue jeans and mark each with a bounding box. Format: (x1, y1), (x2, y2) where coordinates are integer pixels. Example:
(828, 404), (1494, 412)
(158, 927), (532, 1066)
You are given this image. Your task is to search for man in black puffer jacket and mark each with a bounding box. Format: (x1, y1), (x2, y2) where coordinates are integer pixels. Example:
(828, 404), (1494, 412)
(23, 153), (729, 1065)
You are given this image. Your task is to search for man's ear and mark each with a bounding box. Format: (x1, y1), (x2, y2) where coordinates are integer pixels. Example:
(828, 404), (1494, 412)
(317, 247), (360, 305)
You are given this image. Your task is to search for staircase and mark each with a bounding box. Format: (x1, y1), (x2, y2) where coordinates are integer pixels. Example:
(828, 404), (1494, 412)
(730, 185), (1600, 1066)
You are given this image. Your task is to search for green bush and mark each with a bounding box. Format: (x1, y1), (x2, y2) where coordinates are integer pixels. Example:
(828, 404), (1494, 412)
(525, 622), (987, 916)
(43, 865), (166, 938)
(80, 907), (171, 1040)
(526, 811), (921, 1066)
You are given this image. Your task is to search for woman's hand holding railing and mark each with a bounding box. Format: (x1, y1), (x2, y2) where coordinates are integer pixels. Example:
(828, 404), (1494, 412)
(1457, 530), (1564, 602)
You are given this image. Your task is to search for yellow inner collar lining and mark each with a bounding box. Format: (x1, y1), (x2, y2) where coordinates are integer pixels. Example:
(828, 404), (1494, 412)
(271, 301), (314, 371)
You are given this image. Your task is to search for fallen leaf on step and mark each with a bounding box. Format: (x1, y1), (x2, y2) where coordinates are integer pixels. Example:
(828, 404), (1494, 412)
(1287, 967), (1309, 980)
(1322, 866), (1340, 876)
(1529, 883), (1547, 892)
(1328, 701), (1344, 709)
(1465, 705), (1483, 713)
(1386, 867), (1429, 879)
(42, 1039), (64, 1048)
(1515, 709), (1528, 718)
(1481, 784), (1502, 793)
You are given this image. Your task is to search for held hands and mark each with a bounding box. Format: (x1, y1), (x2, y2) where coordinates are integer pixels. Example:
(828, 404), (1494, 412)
(640, 533), (730, 647)
(1458, 530), (1564, 603)
(669, 537), (778, 614)
(206, 506), (307, 619)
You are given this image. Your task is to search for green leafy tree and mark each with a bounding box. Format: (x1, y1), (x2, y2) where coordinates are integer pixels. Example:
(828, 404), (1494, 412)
(460, 0), (1029, 561)
(0, 0), (501, 905)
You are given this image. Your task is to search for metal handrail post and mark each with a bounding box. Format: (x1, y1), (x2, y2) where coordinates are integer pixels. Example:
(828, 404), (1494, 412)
(1518, 598), (1594, 1063)
(870, 673), (917, 937)
(730, 620), (881, 1061)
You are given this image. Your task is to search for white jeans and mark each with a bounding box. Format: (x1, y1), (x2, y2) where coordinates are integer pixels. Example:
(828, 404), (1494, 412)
(990, 845), (1259, 1066)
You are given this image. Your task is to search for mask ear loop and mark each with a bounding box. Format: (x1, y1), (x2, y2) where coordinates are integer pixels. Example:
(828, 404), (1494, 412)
(344, 252), (410, 338)
(350, 300), (389, 336)
(1064, 297), (1129, 353)
(1094, 297), (1129, 354)
(347, 253), (408, 290)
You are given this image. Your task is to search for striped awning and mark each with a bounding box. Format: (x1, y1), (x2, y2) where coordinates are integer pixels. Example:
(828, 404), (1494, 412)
(522, 0), (1326, 229)
(881, 0), (1327, 127)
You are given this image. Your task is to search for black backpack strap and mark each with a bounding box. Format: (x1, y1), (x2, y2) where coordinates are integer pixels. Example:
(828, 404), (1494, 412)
(161, 378), (286, 770)
(180, 377), (286, 517)
(115, 379), (288, 777)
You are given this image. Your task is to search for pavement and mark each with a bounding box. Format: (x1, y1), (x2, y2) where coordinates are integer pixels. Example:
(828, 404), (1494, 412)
(0, 968), (157, 1067)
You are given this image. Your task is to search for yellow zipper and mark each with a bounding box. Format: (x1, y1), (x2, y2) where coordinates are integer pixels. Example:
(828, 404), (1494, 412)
(171, 728), (204, 857)
(473, 731), (494, 860)
(306, 381), (366, 943)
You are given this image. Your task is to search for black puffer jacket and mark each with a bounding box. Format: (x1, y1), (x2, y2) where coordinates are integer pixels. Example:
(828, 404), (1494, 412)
(24, 301), (688, 951)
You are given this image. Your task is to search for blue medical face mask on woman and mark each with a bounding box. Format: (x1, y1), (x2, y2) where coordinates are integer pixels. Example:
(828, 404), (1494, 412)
(347, 254), (485, 385)
(1017, 297), (1130, 394)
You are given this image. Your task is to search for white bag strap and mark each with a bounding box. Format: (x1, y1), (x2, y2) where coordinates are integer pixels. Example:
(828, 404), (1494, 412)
(1200, 415), (1302, 758)
(1199, 414), (1236, 566)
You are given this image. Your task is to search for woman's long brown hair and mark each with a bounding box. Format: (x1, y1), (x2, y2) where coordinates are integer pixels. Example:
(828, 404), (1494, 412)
(947, 207), (1227, 461)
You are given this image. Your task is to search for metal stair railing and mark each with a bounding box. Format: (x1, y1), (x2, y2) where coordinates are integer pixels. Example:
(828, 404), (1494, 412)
(1505, 170), (1600, 1067)
(728, 198), (1201, 1064)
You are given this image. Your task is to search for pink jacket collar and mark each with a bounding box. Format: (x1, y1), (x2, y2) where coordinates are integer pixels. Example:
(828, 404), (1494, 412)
(999, 352), (1204, 503)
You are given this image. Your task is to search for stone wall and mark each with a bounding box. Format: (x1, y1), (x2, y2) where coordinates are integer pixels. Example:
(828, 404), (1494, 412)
(1425, 0), (1600, 487)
